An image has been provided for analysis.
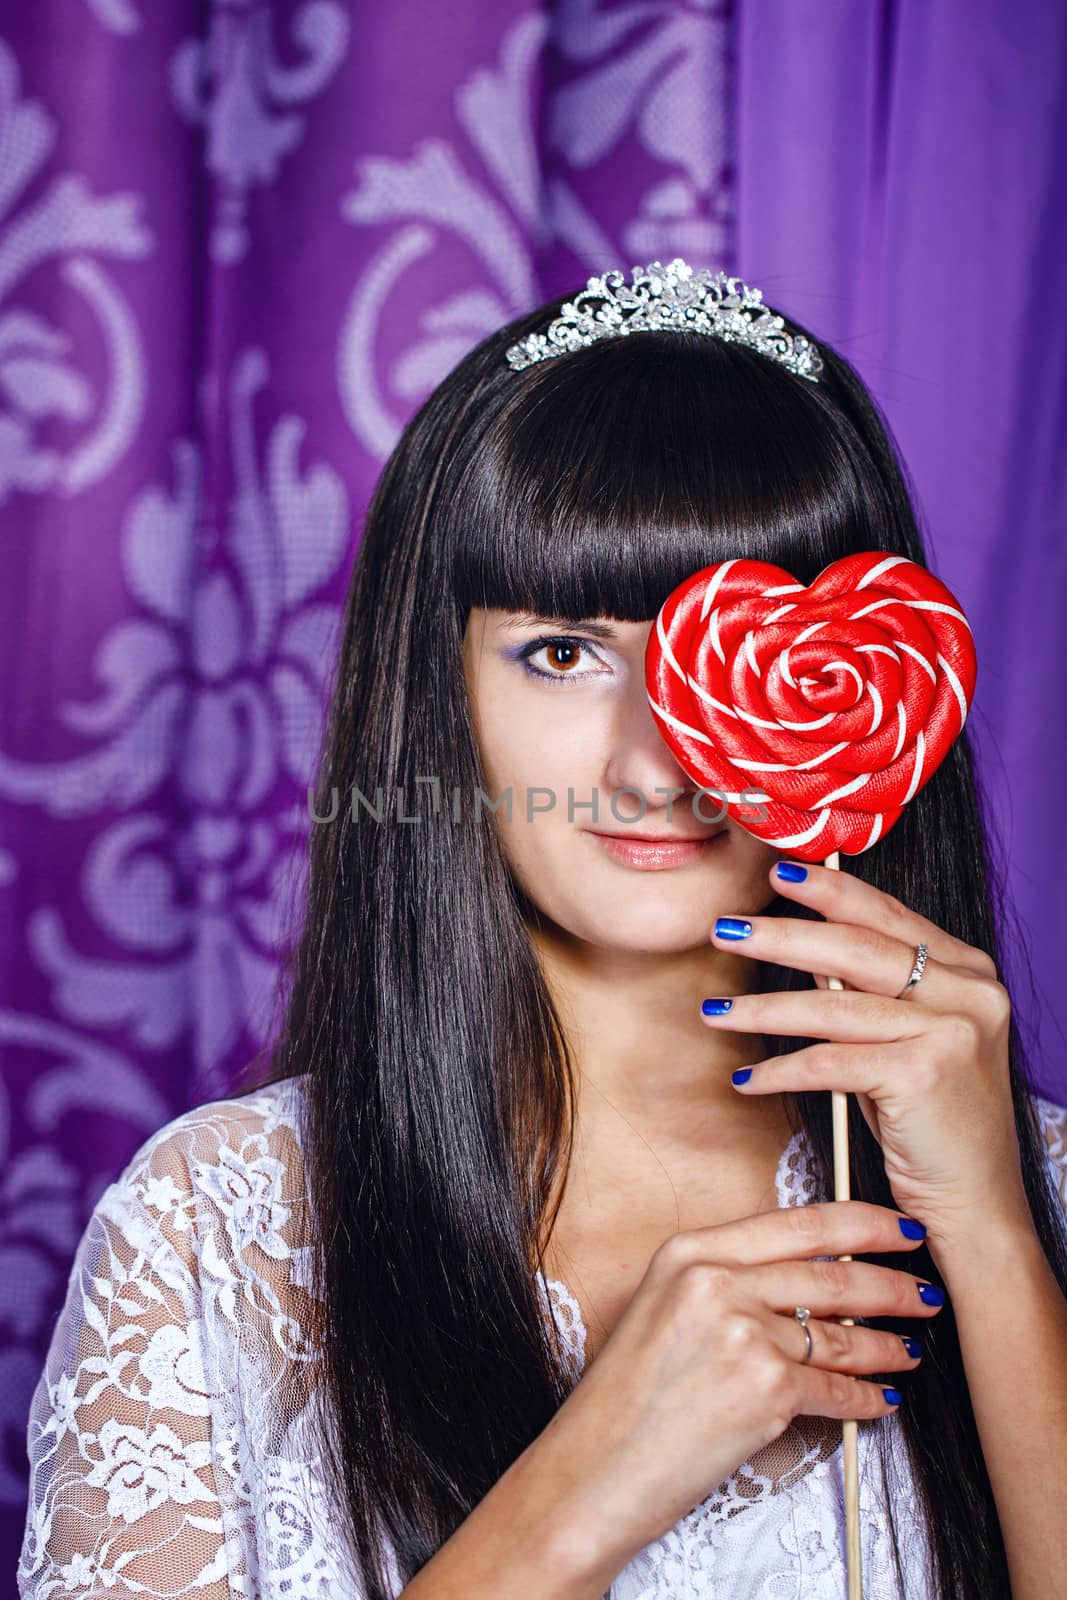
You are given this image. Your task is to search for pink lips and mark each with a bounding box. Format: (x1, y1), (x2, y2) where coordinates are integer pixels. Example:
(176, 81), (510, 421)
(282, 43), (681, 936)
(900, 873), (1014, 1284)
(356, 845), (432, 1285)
(589, 830), (726, 870)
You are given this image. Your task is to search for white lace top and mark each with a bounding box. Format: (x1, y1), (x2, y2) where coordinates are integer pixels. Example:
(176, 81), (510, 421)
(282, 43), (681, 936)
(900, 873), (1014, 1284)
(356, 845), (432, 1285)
(17, 1074), (1067, 1600)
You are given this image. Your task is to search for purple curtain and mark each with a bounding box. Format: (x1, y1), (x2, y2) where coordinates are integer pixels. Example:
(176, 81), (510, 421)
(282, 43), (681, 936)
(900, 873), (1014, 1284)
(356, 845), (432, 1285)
(734, 0), (1067, 1094)
(1, 0), (1063, 1569)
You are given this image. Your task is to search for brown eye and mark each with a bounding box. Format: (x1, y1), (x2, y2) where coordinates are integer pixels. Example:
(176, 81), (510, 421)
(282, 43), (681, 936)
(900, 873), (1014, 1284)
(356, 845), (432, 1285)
(545, 642), (582, 674)
(517, 635), (610, 686)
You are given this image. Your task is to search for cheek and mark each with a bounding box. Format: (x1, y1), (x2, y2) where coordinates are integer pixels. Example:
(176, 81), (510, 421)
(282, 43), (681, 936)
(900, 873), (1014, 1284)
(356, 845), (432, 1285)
(738, 835), (782, 888)
(470, 698), (525, 791)
(478, 701), (598, 802)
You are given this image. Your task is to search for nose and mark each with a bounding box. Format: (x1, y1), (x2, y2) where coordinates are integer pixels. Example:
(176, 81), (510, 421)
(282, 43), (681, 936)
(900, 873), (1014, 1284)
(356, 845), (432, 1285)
(602, 674), (703, 822)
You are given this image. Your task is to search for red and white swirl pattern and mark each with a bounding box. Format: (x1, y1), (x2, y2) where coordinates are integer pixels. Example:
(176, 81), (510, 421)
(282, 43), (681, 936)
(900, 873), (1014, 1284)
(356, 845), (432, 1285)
(645, 552), (978, 859)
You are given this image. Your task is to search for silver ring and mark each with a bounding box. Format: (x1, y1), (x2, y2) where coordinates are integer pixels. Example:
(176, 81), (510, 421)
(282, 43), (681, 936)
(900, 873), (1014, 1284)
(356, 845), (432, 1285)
(895, 941), (928, 1000)
(794, 1305), (814, 1363)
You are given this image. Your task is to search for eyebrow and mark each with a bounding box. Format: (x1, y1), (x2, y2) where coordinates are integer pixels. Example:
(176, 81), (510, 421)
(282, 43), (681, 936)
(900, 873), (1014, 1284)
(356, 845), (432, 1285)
(499, 613), (619, 639)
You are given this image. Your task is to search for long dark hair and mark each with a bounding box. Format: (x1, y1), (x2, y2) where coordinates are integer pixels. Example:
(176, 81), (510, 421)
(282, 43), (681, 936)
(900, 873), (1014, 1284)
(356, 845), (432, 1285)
(237, 288), (1067, 1599)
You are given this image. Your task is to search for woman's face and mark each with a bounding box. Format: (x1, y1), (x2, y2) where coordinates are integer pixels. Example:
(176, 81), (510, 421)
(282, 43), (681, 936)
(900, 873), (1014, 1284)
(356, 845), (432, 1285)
(462, 608), (782, 953)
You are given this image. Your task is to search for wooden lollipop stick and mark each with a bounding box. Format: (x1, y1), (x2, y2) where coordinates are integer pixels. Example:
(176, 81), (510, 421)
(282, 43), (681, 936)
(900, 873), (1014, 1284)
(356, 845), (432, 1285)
(824, 849), (862, 1599)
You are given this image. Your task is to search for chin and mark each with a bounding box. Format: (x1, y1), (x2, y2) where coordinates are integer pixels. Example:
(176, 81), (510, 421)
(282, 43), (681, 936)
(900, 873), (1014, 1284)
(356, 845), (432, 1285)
(577, 897), (721, 953)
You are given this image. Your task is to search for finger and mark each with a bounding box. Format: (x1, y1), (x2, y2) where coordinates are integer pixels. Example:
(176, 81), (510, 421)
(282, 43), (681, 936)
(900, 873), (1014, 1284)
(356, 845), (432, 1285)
(768, 1311), (923, 1376)
(671, 1200), (929, 1267)
(766, 857), (998, 980)
(711, 911), (981, 1010)
(791, 1367), (905, 1419)
(743, 1257), (947, 1322)
(700, 985), (928, 1042)
(726, 1040), (902, 1098)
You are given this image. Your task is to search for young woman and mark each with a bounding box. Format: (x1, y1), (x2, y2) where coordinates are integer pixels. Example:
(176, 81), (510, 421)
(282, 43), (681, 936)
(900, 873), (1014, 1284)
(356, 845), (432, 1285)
(18, 265), (1067, 1600)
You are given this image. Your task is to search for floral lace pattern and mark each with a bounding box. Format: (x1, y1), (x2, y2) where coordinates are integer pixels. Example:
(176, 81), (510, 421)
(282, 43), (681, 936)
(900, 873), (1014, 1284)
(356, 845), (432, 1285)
(17, 1077), (1067, 1598)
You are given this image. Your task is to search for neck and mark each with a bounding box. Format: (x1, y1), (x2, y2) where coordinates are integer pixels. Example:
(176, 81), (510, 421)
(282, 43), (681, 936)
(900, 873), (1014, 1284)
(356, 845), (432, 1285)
(528, 921), (792, 1155)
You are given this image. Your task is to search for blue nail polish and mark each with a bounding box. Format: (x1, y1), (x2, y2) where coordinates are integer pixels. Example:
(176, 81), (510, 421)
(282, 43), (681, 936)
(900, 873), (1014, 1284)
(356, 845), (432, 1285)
(715, 917), (752, 940)
(731, 1067), (753, 1085)
(776, 861), (808, 883)
(902, 1337), (923, 1359)
(917, 1283), (945, 1306)
(702, 997), (733, 1015)
(898, 1216), (927, 1240)
(882, 1387), (903, 1406)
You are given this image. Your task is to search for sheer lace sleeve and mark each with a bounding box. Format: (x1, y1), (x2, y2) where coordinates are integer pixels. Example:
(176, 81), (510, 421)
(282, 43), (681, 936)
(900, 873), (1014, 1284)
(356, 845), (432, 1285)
(1033, 1089), (1067, 1213)
(17, 1079), (339, 1599)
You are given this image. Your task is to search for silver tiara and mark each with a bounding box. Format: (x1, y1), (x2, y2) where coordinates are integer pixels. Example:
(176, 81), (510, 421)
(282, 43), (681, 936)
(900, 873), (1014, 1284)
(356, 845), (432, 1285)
(504, 257), (824, 382)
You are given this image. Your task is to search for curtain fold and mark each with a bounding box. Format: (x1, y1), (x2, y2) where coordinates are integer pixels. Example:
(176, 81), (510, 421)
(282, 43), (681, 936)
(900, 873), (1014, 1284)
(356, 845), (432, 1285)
(736, 0), (1067, 1098)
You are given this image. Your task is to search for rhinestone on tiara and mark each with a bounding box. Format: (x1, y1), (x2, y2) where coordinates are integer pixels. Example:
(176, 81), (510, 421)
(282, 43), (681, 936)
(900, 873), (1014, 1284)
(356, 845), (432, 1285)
(504, 257), (824, 383)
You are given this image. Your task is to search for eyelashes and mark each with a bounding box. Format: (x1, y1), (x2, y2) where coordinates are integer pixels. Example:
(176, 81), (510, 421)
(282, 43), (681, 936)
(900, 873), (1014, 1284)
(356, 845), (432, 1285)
(514, 634), (611, 686)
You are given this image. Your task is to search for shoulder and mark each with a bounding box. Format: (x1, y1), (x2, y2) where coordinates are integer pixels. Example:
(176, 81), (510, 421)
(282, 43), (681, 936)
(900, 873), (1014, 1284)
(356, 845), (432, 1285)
(32, 1068), (320, 1434)
(111, 1075), (313, 1273)
(90, 1071), (319, 1307)
(106, 1072), (309, 1210)
(115, 1070), (309, 1182)
(1030, 1087), (1067, 1141)
(1029, 1087), (1067, 1205)
(18, 1074), (324, 1595)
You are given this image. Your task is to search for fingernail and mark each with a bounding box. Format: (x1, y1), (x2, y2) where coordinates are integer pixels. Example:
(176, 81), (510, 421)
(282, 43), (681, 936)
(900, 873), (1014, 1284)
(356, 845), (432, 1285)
(775, 861), (808, 882)
(702, 997), (733, 1016)
(898, 1216), (927, 1239)
(882, 1387), (903, 1406)
(917, 1283), (946, 1306)
(902, 1337), (923, 1359)
(715, 917), (752, 940)
(731, 1067), (753, 1085)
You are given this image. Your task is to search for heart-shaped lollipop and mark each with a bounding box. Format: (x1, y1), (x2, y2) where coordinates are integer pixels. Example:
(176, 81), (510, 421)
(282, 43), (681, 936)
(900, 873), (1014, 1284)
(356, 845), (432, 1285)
(645, 551), (978, 860)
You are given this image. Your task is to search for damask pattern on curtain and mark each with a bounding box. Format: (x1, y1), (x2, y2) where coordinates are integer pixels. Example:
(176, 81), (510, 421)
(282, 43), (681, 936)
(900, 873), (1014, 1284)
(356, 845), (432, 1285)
(1, 0), (1063, 1569)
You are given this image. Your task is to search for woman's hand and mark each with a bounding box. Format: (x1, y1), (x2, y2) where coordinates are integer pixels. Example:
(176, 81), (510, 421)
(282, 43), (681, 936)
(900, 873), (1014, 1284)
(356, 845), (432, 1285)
(701, 859), (1031, 1250)
(521, 1203), (938, 1594)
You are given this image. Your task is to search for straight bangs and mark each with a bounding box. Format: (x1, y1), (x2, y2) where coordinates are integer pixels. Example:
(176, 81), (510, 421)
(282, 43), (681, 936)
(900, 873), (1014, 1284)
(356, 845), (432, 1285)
(446, 327), (905, 626)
